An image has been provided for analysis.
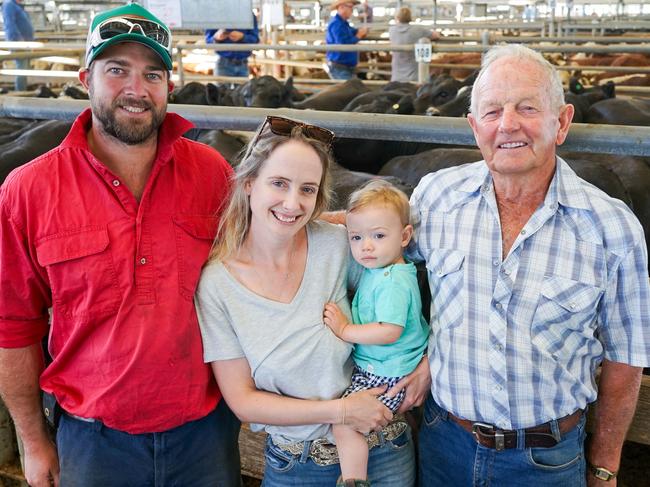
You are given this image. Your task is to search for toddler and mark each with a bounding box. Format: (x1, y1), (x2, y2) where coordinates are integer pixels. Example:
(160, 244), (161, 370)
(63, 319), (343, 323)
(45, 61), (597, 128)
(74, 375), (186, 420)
(323, 180), (429, 487)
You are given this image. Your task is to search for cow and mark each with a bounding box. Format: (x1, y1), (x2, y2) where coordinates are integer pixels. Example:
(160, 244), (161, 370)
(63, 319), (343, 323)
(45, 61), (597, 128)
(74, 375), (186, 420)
(584, 97), (650, 126)
(565, 80), (616, 123)
(292, 78), (371, 111)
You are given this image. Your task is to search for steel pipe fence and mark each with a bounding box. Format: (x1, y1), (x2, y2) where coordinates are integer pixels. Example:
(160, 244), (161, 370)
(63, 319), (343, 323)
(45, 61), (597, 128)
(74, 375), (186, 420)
(0, 96), (649, 157)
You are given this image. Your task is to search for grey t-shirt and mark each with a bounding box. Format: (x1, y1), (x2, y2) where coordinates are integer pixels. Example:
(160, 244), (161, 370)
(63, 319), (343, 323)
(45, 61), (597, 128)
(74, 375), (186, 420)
(195, 221), (353, 444)
(389, 24), (434, 82)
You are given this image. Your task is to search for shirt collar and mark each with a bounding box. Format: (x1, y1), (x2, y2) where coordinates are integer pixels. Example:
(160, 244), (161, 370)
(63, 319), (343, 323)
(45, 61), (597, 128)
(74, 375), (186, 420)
(61, 108), (195, 166)
(456, 156), (592, 212)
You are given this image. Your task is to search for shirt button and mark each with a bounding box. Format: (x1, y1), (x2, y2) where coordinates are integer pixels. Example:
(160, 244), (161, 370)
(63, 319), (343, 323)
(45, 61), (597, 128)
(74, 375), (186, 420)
(503, 269), (510, 276)
(495, 344), (503, 352)
(520, 229), (527, 235)
(495, 303), (502, 309)
(570, 302), (576, 309)
(140, 257), (147, 265)
(384, 271), (389, 277)
(495, 384), (502, 391)
(493, 260), (499, 267)
(112, 180), (120, 187)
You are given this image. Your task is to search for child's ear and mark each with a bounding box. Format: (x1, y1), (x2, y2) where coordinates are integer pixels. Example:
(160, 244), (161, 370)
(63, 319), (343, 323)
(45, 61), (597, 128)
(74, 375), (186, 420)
(401, 224), (414, 247)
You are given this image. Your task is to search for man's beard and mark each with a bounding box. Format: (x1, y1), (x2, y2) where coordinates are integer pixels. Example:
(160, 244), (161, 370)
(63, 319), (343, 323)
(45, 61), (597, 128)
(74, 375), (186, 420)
(92, 96), (166, 145)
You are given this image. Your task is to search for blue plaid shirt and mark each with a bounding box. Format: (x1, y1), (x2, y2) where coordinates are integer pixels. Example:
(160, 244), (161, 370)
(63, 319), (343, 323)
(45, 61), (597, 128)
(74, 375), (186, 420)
(410, 157), (650, 430)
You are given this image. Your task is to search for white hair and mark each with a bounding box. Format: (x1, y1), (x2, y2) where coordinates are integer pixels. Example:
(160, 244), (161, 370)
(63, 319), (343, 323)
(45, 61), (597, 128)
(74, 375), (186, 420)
(470, 44), (565, 116)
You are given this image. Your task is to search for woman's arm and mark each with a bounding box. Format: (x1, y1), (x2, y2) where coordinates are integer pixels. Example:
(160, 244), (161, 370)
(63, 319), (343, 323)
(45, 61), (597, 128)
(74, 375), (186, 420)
(212, 358), (393, 434)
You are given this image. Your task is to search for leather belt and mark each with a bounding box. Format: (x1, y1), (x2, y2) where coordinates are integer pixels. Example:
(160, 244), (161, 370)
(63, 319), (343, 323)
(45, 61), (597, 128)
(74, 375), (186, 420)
(273, 418), (408, 466)
(448, 410), (582, 451)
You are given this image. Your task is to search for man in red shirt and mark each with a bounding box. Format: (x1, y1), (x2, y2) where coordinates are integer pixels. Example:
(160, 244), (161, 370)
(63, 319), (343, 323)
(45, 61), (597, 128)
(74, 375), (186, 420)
(0, 4), (240, 487)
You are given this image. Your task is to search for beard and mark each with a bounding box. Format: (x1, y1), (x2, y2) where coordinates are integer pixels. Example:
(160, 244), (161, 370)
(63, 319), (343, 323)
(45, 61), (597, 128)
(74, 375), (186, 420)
(91, 96), (166, 145)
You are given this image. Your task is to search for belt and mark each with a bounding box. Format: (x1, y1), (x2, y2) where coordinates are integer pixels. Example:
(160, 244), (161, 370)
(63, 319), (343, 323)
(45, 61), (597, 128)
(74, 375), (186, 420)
(448, 410), (583, 451)
(273, 418), (408, 466)
(66, 412), (95, 423)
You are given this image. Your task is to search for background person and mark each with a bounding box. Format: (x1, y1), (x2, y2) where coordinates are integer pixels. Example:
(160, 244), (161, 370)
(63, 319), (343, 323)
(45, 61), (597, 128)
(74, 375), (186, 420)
(206, 12), (259, 78)
(388, 7), (439, 83)
(2, 0), (34, 91)
(326, 0), (368, 80)
(410, 44), (650, 487)
(0, 4), (241, 487)
(323, 180), (428, 487)
(195, 115), (421, 487)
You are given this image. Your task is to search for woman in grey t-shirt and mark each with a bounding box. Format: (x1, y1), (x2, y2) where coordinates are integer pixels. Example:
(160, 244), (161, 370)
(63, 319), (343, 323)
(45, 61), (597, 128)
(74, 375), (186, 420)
(195, 116), (421, 486)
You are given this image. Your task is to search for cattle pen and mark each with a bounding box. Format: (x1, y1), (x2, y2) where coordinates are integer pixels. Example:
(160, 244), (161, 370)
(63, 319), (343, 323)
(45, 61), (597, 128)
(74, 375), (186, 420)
(0, 97), (649, 485)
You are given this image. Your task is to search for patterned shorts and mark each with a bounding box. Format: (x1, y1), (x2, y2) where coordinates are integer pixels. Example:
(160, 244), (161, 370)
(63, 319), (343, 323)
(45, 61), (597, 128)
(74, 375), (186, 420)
(343, 365), (405, 413)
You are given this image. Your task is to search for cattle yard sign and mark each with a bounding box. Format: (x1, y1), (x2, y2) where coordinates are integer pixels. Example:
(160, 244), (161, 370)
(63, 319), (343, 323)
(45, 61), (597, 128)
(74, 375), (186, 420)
(414, 38), (433, 63)
(144, 0), (254, 30)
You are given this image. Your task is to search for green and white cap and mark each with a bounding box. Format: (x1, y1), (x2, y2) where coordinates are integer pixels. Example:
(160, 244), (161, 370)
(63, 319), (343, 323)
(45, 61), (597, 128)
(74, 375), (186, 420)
(85, 2), (173, 70)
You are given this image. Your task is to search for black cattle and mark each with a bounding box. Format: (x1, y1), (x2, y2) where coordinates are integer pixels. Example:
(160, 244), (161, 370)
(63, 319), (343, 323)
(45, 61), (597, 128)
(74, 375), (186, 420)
(60, 84), (89, 100)
(237, 75), (298, 108)
(292, 78), (371, 111)
(329, 161), (412, 210)
(170, 81), (232, 105)
(35, 85), (58, 98)
(426, 86), (472, 117)
(583, 97), (650, 126)
(412, 72), (477, 114)
(565, 80), (615, 123)
(0, 120), (73, 183)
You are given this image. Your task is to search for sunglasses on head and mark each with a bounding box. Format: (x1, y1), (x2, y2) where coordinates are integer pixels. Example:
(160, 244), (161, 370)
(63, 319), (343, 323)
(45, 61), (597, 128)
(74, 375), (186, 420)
(89, 16), (172, 52)
(243, 116), (335, 161)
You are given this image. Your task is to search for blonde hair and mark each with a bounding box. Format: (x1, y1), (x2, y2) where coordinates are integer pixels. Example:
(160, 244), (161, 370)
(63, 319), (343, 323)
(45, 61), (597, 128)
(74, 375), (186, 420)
(347, 179), (410, 226)
(209, 125), (333, 262)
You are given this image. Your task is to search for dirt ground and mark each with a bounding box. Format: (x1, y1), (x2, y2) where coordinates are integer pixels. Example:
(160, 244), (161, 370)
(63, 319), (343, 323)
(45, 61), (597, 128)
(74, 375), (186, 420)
(241, 440), (650, 487)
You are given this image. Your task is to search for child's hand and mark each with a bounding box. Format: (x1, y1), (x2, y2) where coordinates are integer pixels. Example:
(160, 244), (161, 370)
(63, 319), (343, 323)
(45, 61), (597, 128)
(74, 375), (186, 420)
(323, 302), (349, 339)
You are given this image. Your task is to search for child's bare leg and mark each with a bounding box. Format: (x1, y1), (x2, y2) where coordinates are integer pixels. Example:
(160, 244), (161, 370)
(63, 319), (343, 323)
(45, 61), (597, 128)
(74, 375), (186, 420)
(333, 423), (369, 480)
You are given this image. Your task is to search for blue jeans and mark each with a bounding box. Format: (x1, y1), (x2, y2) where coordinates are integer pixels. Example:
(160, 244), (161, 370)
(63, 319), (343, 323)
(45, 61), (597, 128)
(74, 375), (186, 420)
(57, 400), (242, 487)
(418, 393), (586, 487)
(262, 426), (415, 486)
(14, 57), (29, 91)
(216, 57), (249, 77)
(327, 62), (356, 80)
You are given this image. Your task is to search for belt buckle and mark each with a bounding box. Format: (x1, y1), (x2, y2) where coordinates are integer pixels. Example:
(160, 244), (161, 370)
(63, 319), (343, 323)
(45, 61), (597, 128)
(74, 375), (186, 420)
(472, 422), (505, 451)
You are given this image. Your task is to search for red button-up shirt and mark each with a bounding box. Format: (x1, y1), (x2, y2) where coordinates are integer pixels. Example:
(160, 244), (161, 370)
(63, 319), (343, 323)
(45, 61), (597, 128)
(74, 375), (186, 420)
(0, 109), (232, 434)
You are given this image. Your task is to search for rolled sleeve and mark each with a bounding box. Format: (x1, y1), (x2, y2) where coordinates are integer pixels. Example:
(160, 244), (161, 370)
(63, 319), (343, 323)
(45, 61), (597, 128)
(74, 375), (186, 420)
(0, 201), (51, 348)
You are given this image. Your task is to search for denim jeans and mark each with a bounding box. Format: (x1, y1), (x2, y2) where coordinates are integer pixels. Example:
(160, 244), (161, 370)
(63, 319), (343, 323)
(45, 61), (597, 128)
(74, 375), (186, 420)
(14, 58), (29, 91)
(216, 57), (249, 77)
(57, 400), (242, 487)
(327, 62), (356, 80)
(418, 393), (586, 487)
(262, 426), (415, 486)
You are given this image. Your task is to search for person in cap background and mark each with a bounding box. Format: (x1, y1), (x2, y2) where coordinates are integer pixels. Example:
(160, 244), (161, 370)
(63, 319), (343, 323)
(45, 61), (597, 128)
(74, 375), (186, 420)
(0, 3), (241, 487)
(205, 11), (259, 78)
(388, 7), (439, 82)
(326, 0), (368, 80)
(1, 0), (34, 91)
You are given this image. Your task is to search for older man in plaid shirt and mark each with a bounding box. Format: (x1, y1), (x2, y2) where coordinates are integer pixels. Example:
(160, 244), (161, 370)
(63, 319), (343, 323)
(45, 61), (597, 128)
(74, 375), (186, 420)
(410, 44), (650, 486)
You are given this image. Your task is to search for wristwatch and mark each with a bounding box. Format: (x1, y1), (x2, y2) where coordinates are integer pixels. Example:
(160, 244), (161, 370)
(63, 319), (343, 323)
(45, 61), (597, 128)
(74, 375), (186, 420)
(588, 463), (617, 481)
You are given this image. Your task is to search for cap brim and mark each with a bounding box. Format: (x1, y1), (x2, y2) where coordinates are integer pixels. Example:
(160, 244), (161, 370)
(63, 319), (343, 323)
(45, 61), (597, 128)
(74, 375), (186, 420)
(87, 33), (172, 70)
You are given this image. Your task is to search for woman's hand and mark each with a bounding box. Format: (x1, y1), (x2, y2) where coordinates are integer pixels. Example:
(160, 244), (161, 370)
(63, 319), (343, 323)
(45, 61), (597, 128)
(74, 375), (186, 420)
(387, 355), (431, 414)
(342, 387), (392, 434)
(323, 302), (349, 339)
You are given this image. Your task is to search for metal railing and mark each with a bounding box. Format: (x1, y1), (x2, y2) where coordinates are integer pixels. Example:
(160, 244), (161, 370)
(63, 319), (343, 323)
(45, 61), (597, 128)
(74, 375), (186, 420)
(0, 96), (649, 157)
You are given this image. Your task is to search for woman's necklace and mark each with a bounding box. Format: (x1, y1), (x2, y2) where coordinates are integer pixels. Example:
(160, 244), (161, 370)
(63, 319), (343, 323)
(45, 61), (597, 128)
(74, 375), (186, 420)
(247, 234), (298, 286)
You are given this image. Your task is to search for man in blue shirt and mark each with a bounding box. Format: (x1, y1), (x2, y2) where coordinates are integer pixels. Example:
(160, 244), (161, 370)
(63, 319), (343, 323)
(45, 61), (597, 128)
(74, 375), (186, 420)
(326, 0), (368, 80)
(2, 0), (34, 91)
(206, 13), (259, 78)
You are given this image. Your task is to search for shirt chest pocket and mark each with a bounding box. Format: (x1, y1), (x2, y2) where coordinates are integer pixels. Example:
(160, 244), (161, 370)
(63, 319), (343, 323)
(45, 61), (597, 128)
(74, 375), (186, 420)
(531, 275), (603, 357)
(173, 215), (218, 301)
(35, 227), (121, 317)
(426, 249), (465, 330)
